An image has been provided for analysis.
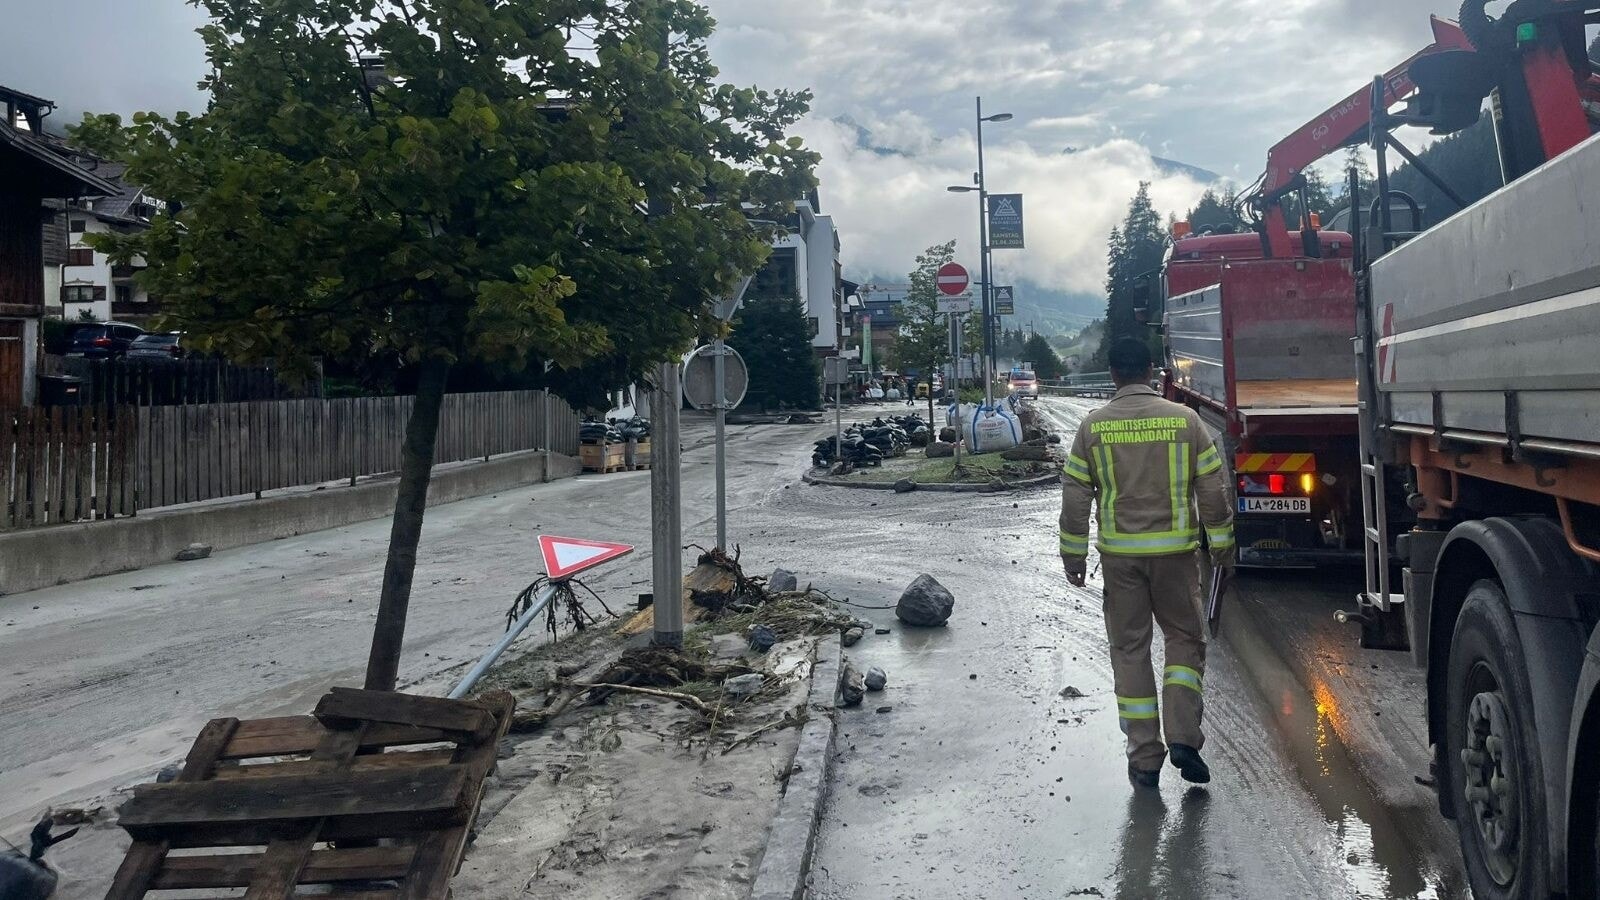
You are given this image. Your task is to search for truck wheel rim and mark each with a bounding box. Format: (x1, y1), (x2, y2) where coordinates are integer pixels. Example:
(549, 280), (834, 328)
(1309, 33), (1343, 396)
(1462, 684), (1520, 886)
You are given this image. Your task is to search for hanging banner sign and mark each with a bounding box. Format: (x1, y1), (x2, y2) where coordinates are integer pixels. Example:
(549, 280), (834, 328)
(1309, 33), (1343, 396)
(988, 194), (1025, 249)
(994, 285), (1015, 316)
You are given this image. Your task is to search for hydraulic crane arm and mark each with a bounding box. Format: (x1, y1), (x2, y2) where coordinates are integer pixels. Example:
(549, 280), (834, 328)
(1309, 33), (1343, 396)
(1250, 16), (1475, 259)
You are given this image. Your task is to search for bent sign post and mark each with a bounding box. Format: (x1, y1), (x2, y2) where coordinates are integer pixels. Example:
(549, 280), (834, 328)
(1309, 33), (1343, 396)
(449, 535), (634, 699)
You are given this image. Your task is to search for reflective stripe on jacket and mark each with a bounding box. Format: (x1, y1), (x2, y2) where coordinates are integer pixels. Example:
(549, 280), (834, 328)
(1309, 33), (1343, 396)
(1060, 384), (1234, 558)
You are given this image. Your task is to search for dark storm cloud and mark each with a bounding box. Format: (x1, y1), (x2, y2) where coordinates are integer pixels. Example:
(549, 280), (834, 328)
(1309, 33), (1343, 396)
(0, 0), (1474, 291)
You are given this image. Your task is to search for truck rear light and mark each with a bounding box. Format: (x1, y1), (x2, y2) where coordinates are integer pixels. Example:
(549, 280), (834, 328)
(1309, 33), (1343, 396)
(93, 336), (111, 347)
(1239, 472), (1317, 496)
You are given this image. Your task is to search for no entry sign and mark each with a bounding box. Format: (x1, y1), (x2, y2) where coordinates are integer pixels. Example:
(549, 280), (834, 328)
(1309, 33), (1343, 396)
(936, 263), (970, 296)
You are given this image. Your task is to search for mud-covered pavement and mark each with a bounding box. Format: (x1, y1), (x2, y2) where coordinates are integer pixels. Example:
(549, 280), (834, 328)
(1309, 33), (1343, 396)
(0, 398), (1472, 899)
(803, 398), (1468, 900)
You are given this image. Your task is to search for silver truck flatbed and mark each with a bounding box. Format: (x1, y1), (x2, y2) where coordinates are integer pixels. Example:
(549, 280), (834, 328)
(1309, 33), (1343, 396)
(1370, 133), (1600, 450)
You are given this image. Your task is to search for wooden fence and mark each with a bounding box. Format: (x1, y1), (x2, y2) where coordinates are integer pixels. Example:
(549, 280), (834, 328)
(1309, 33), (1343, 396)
(1, 406), (136, 530)
(41, 355), (322, 407)
(2, 390), (579, 530)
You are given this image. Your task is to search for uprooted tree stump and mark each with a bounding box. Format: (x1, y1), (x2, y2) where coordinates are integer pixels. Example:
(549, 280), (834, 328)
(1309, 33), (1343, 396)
(684, 545), (769, 614)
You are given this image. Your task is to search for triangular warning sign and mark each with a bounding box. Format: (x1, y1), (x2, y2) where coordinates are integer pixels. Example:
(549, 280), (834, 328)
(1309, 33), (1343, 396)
(538, 535), (634, 580)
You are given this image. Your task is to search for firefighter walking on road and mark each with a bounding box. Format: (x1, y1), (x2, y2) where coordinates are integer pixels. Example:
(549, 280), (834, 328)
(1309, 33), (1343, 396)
(1060, 339), (1235, 788)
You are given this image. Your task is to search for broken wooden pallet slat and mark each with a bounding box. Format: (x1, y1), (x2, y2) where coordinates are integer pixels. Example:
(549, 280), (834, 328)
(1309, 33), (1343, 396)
(315, 687), (495, 740)
(118, 766), (468, 831)
(162, 810), (473, 850)
(397, 691), (516, 899)
(168, 893), (398, 900)
(106, 718), (240, 899)
(220, 717), (453, 759)
(109, 689), (516, 899)
(153, 845), (416, 890)
(212, 749), (458, 780)
(242, 724), (371, 899)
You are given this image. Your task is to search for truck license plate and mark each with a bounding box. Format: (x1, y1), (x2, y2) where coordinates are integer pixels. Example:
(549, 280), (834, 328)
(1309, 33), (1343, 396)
(1239, 497), (1311, 515)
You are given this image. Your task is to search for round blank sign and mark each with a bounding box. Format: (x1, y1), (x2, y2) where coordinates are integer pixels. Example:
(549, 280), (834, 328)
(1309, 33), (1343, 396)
(682, 344), (750, 410)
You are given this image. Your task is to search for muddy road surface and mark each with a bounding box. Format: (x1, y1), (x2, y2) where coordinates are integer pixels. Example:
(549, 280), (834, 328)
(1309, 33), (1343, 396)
(0, 398), (1469, 899)
(0, 410), (832, 836)
(804, 397), (1468, 900)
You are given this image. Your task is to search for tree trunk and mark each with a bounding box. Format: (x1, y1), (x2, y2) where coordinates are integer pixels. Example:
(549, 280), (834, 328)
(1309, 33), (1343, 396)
(364, 357), (451, 691)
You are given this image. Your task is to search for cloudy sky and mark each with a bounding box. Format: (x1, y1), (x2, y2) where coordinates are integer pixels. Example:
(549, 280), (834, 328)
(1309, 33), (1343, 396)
(3, 0), (1457, 301)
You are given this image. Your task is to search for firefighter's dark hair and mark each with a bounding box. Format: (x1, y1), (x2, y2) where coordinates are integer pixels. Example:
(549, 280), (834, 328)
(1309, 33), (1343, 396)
(1108, 338), (1153, 382)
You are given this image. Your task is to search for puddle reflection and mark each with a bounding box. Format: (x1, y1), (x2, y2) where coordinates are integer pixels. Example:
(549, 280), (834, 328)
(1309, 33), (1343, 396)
(1114, 788), (1213, 900)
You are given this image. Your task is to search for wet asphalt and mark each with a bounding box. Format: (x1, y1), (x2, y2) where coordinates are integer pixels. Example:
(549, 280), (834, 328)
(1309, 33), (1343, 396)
(798, 398), (1468, 900)
(0, 399), (1470, 899)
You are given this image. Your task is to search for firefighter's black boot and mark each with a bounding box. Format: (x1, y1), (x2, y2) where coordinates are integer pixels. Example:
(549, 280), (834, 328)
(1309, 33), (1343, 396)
(1169, 743), (1211, 784)
(1127, 764), (1161, 789)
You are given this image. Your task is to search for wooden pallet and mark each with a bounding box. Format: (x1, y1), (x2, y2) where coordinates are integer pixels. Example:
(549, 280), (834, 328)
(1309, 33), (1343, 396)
(579, 443), (625, 473)
(107, 687), (515, 900)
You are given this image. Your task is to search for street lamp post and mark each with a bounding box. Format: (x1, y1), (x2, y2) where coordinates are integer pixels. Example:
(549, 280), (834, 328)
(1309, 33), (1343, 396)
(948, 97), (1011, 410)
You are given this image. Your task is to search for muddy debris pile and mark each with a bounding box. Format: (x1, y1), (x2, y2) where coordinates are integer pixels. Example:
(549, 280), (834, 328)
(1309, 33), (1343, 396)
(685, 546), (855, 638)
(812, 414), (930, 469)
(507, 550), (851, 741)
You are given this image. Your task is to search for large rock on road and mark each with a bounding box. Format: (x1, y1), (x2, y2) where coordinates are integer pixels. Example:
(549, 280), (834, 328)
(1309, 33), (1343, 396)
(896, 574), (955, 626)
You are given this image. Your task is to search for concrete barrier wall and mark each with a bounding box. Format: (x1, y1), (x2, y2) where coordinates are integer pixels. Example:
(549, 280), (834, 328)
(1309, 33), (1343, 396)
(0, 450), (580, 595)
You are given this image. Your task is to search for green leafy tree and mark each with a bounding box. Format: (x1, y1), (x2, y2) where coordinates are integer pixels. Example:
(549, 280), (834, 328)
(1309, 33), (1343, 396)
(1020, 333), (1063, 380)
(891, 240), (958, 389)
(76, 0), (815, 689)
(729, 295), (819, 410)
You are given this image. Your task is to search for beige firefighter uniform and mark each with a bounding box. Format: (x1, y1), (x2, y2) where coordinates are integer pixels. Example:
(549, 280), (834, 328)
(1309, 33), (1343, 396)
(1059, 384), (1234, 771)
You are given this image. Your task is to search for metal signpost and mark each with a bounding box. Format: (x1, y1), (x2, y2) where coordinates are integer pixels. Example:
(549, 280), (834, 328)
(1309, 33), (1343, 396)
(683, 277), (754, 554)
(861, 312), (873, 372)
(937, 264), (971, 467)
(824, 357), (849, 469)
(947, 99), (1016, 412)
(683, 343), (750, 551)
(450, 535), (633, 698)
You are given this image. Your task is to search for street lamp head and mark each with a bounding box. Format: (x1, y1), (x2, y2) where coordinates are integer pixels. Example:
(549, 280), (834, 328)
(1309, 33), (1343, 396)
(947, 185), (977, 193)
(984, 113), (1014, 123)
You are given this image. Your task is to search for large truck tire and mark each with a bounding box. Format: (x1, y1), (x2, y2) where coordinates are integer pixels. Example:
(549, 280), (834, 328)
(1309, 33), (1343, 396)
(1445, 579), (1552, 900)
(1577, 772), (1600, 900)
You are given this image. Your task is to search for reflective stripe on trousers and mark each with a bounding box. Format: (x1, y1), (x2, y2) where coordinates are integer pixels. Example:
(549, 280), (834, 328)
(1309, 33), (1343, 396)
(1101, 551), (1207, 769)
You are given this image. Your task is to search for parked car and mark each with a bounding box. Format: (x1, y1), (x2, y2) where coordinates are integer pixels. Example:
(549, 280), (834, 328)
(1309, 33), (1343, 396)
(1007, 368), (1039, 398)
(127, 332), (187, 361)
(66, 322), (145, 359)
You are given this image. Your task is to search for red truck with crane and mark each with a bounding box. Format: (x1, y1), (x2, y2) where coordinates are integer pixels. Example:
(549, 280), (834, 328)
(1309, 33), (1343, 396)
(1345, 3), (1600, 897)
(1164, 3), (1600, 893)
(1159, 17), (1474, 567)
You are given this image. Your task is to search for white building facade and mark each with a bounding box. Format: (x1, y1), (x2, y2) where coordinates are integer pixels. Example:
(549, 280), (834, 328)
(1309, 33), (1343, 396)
(750, 192), (848, 358)
(50, 161), (158, 324)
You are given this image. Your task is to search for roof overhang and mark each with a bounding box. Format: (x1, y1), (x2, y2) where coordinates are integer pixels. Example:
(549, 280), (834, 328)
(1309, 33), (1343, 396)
(0, 126), (119, 198)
